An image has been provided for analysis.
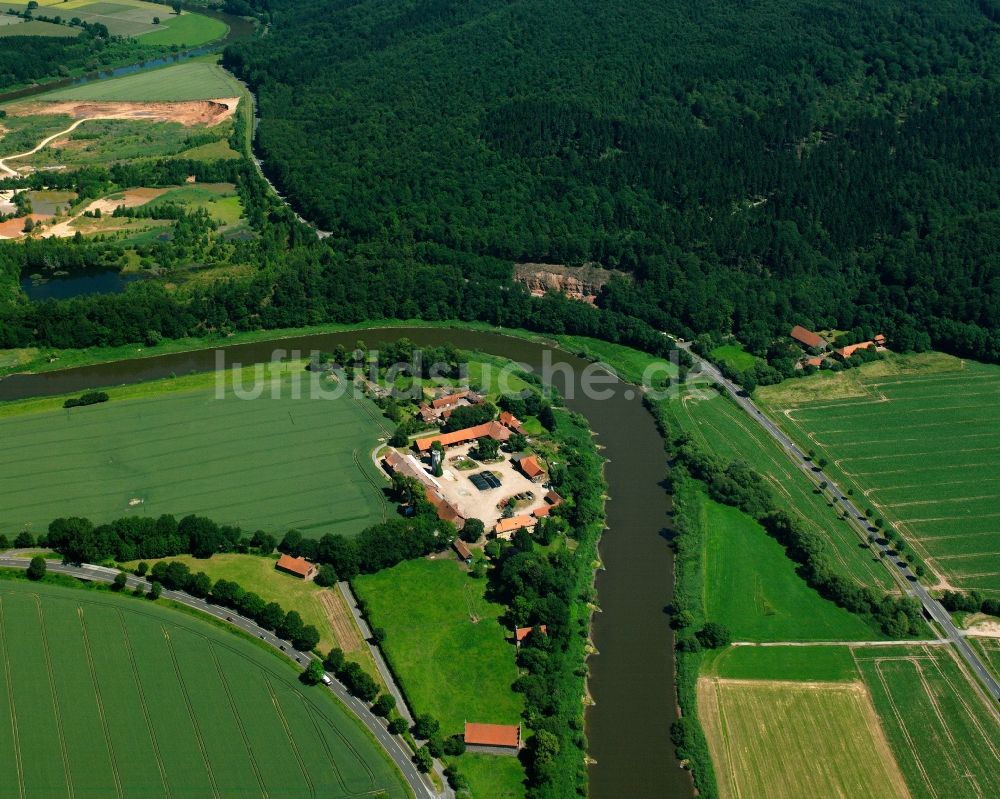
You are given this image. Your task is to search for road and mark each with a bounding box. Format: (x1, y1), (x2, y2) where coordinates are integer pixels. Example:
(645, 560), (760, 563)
(0, 556), (449, 799)
(0, 116), (118, 177)
(681, 346), (1000, 703)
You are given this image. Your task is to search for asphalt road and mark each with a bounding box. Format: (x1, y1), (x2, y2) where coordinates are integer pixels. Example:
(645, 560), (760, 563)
(681, 347), (1000, 703)
(0, 557), (448, 799)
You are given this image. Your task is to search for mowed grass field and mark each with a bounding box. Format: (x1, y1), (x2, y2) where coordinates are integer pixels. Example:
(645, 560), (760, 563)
(700, 494), (882, 641)
(0, 579), (408, 799)
(46, 61), (243, 102)
(703, 645), (860, 682)
(698, 677), (910, 799)
(854, 644), (1000, 799)
(663, 384), (894, 592)
(0, 367), (391, 538)
(353, 559), (524, 737)
(759, 354), (1000, 595)
(3, 0), (227, 45)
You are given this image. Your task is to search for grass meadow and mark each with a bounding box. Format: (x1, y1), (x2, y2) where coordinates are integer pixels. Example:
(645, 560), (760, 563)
(353, 559), (524, 736)
(854, 644), (1000, 799)
(46, 61), (243, 102)
(710, 343), (759, 371)
(702, 645), (859, 682)
(759, 355), (1000, 595)
(0, 366), (391, 539)
(663, 386), (894, 592)
(700, 495), (882, 641)
(697, 677), (910, 799)
(0, 578), (408, 798)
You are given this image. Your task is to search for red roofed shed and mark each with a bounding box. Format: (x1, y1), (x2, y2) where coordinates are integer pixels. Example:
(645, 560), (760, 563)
(275, 554), (318, 581)
(790, 325), (825, 350)
(464, 722), (521, 750)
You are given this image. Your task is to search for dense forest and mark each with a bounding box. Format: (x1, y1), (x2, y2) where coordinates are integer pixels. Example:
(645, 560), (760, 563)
(219, 0), (1000, 361)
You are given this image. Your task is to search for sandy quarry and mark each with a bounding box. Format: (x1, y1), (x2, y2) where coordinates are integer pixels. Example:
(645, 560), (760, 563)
(7, 98), (241, 128)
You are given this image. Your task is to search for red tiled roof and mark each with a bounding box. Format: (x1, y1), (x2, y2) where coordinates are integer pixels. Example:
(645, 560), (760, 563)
(544, 490), (564, 507)
(515, 625), (547, 642)
(874, 334), (886, 345)
(836, 341), (874, 359)
(432, 391), (468, 410)
(518, 455), (544, 478)
(805, 356), (825, 368)
(499, 411), (527, 435)
(494, 515), (535, 536)
(424, 487), (465, 528)
(415, 421), (510, 452)
(464, 722), (521, 748)
(453, 539), (473, 560)
(275, 554), (315, 577)
(790, 325), (824, 349)
(532, 504), (552, 518)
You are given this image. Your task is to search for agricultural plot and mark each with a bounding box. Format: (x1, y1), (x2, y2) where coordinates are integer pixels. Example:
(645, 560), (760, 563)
(700, 494), (882, 641)
(3, 0), (226, 45)
(703, 645), (860, 682)
(353, 558), (524, 736)
(0, 579), (409, 799)
(697, 677), (910, 799)
(854, 644), (1000, 799)
(0, 368), (390, 538)
(0, 18), (78, 36)
(662, 386), (894, 591)
(127, 553), (380, 680)
(760, 355), (1000, 594)
(43, 61), (242, 102)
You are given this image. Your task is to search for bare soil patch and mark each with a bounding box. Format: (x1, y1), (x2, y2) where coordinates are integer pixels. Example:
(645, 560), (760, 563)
(318, 590), (364, 653)
(8, 98), (240, 128)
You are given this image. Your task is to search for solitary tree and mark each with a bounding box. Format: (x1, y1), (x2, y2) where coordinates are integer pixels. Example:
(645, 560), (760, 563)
(323, 647), (345, 673)
(460, 518), (485, 543)
(372, 693), (396, 717)
(147, 582), (162, 600)
(152, 15), (159, 24)
(300, 659), (325, 685)
(388, 717), (408, 735)
(113, 571), (128, 591)
(135, 561), (149, 576)
(695, 622), (731, 649)
(412, 714), (440, 740)
(171, 1), (181, 14)
(26, 556), (46, 581)
(414, 746), (433, 773)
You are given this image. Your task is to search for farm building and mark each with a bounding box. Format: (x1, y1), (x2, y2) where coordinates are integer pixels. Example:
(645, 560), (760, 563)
(499, 411), (528, 435)
(453, 539), (473, 563)
(835, 341), (876, 359)
(790, 325), (826, 350)
(494, 514), (536, 540)
(515, 625), (547, 644)
(275, 554), (318, 581)
(514, 454), (545, 482)
(464, 722), (522, 753)
(381, 450), (466, 529)
(414, 421), (511, 452)
(544, 490), (564, 507)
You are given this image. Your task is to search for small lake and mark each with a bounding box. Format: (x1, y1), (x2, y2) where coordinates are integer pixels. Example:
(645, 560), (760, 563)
(20, 269), (142, 301)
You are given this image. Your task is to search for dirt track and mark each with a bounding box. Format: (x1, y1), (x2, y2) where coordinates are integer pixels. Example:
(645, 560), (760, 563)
(7, 98), (240, 128)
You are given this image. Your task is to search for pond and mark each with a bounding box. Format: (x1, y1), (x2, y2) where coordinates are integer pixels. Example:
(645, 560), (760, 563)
(20, 268), (142, 301)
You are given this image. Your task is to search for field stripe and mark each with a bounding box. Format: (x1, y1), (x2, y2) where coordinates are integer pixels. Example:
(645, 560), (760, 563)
(264, 677), (316, 798)
(34, 596), (76, 799)
(77, 608), (124, 799)
(0, 597), (26, 799)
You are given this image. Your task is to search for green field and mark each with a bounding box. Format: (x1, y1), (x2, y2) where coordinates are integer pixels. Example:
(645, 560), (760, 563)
(3, 0), (226, 44)
(710, 343), (759, 372)
(0, 19), (79, 36)
(854, 644), (1000, 799)
(703, 645), (859, 682)
(459, 752), (525, 799)
(759, 355), (1000, 595)
(698, 677), (910, 799)
(0, 578), (408, 798)
(663, 384), (894, 592)
(125, 553), (380, 680)
(701, 495), (882, 640)
(153, 183), (244, 224)
(353, 559), (524, 735)
(45, 61), (243, 102)
(0, 366), (390, 538)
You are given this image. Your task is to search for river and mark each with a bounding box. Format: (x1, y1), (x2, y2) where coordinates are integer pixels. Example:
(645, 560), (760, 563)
(0, 326), (692, 799)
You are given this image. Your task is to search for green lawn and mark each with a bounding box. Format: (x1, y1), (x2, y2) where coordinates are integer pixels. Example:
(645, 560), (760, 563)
(854, 644), (1000, 799)
(556, 334), (678, 385)
(45, 61), (243, 102)
(759, 354), (1000, 594)
(703, 645), (859, 682)
(151, 183), (244, 225)
(353, 559), (523, 736)
(138, 10), (228, 46)
(701, 495), (882, 641)
(458, 752), (526, 799)
(710, 343), (759, 372)
(0, 19), (78, 36)
(0, 365), (390, 538)
(0, 578), (408, 798)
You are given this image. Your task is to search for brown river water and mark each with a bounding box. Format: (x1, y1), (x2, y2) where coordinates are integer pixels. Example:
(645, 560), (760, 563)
(0, 326), (693, 799)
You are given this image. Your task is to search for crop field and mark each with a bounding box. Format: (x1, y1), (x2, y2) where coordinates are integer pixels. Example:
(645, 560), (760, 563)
(353, 559), (523, 736)
(45, 61), (243, 102)
(126, 554), (378, 678)
(0, 579), (408, 798)
(969, 637), (1000, 683)
(854, 644), (1000, 799)
(661, 386), (895, 591)
(703, 645), (860, 682)
(3, 0), (226, 45)
(759, 355), (1000, 594)
(0, 18), (78, 36)
(698, 677), (910, 799)
(0, 367), (391, 539)
(700, 494), (882, 641)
